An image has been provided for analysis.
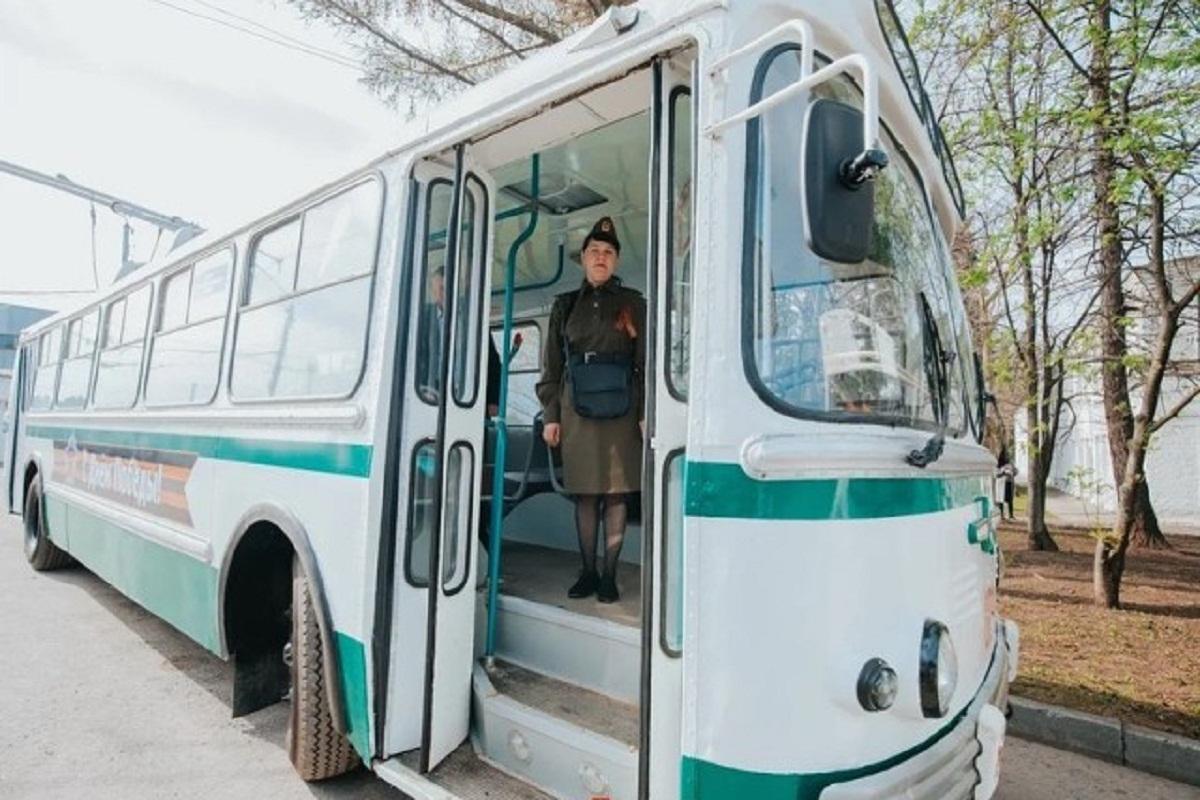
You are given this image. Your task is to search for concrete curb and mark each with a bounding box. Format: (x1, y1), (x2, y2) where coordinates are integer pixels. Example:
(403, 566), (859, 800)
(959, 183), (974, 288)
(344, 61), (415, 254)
(1008, 696), (1200, 787)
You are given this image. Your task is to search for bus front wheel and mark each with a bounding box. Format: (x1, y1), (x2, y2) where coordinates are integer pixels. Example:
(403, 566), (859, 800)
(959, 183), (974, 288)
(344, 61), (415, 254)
(287, 555), (358, 781)
(23, 475), (71, 571)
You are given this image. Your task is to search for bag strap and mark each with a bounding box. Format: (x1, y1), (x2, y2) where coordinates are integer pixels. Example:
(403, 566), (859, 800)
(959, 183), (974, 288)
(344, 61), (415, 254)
(559, 288), (584, 368)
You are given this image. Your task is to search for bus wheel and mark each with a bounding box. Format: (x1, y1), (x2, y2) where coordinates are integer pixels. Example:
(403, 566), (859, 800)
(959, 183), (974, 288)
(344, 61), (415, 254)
(23, 475), (71, 571)
(287, 555), (358, 781)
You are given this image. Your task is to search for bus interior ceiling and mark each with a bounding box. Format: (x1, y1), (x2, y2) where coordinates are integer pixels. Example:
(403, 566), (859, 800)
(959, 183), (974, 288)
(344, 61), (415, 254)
(475, 67), (654, 632)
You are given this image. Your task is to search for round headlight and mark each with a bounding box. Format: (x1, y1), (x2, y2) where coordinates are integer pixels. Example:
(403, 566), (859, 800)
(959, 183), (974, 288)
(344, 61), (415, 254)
(857, 658), (899, 712)
(919, 620), (958, 718)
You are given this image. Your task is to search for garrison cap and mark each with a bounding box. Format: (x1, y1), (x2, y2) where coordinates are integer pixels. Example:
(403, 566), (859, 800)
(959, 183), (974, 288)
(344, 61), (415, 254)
(582, 216), (620, 254)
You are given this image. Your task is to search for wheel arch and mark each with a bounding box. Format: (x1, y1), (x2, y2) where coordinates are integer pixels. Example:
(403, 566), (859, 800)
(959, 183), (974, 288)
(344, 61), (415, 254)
(217, 503), (349, 737)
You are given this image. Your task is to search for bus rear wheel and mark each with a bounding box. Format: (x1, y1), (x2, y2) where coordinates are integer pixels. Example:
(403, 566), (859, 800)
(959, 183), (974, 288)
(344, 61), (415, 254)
(287, 555), (358, 781)
(23, 475), (71, 572)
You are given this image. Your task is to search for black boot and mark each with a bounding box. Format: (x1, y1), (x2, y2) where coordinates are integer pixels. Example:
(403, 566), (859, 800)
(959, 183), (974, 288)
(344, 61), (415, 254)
(568, 569), (599, 599)
(597, 572), (619, 604)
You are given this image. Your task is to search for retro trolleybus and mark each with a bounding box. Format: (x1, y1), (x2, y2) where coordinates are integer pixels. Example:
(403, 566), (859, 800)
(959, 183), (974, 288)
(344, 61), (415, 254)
(5, 1), (1019, 798)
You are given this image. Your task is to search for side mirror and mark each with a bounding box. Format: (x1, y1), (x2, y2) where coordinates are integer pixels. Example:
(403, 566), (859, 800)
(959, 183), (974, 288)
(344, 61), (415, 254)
(802, 99), (888, 264)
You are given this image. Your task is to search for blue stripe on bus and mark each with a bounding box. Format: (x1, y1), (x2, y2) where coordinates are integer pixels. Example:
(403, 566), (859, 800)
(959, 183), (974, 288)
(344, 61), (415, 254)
(27, 425), (373, 478)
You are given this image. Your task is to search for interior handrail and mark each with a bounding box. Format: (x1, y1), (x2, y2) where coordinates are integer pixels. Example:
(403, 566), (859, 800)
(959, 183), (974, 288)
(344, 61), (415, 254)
(485, 153), (540, 663)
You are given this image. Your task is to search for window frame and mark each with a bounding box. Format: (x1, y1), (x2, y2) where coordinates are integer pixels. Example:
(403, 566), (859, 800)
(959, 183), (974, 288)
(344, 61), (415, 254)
(53, 309), (99, 410)
(404, 437), (439, 589)
(91, 282), (154, 410)
(451, 173), (491, 410)
(659, 448), (686, 658)
(143, 244), (236, 409)
(873, 0), (966, 216)
(665, 85), (694, 403)
(228, 173), (386, 405)
(492, 320), (542, 375)
(740, 43), (967, 436)
(415, 178), (456, 407)
(29, 325), (64, 412)
(441, 440), (476, 597)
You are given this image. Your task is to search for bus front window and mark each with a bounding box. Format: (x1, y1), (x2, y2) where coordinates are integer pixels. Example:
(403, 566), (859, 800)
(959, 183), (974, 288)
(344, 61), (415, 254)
(745, 47), (960, 429)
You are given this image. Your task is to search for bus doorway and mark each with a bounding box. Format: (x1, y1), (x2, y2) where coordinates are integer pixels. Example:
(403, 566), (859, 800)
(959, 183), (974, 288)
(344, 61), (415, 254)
(378, 51), (696, 800)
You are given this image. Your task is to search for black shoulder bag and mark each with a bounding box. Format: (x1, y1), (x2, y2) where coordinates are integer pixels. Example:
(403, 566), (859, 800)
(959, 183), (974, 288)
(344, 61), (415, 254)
(559, 290), (633, 420)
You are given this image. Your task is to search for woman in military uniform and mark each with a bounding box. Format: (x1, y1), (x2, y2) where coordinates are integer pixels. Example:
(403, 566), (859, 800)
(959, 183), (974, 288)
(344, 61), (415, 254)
(537, 216), (646, 603)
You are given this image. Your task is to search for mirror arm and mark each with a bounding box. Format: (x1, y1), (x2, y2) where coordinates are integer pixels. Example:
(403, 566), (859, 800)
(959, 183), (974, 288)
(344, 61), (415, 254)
(840, 148), (889, 189)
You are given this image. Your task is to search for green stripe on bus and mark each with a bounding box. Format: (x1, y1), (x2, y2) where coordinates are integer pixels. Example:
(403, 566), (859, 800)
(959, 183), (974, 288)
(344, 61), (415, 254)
(684, 461), (989, 520)
(27, 425), (372, 478)
(680, 704), (971, 800)
(45, 494), (222, 652)
(335, 633), (372, 760)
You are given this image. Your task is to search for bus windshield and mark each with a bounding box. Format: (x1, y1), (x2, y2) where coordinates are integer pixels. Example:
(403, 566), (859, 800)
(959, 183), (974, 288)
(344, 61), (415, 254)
(744, 47), (967, 430)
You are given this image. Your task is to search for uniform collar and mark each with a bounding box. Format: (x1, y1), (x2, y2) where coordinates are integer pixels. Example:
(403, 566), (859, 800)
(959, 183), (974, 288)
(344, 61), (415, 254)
(580, 275), (622, 295)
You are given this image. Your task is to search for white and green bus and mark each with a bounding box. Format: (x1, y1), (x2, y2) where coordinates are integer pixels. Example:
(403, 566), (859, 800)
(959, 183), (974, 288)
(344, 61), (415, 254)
(5, 1), (1019, 797)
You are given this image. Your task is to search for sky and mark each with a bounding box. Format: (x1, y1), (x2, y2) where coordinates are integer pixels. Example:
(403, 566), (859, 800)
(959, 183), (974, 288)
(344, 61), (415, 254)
(0, 0), (401, 311)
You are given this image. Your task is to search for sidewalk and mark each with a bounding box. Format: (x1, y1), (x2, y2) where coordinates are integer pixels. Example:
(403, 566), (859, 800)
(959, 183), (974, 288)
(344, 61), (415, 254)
(1041, 487), (1200, 537)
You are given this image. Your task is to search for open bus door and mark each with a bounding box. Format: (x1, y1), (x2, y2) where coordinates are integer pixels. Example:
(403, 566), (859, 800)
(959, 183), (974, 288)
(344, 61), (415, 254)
(643, 53), (695, 800)
(380, 146), (495, 772)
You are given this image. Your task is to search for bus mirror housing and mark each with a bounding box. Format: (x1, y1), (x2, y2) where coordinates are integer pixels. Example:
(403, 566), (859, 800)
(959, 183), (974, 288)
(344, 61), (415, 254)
(802, 99), (887, 264)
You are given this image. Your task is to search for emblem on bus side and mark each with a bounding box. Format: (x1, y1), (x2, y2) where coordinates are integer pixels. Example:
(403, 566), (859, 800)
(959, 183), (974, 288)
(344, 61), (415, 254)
(52, 437), (197, 527)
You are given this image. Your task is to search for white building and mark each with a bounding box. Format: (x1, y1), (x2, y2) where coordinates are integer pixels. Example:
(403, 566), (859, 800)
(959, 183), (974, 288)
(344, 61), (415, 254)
(1015, 259), (1199, 527)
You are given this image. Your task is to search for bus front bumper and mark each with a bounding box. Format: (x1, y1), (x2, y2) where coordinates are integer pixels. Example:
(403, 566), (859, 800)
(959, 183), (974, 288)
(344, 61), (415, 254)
(821, 618), (1019, 800)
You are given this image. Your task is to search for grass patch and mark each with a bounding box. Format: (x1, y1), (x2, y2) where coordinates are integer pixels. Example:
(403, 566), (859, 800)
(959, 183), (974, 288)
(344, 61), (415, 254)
(998, 524), (1200, 739)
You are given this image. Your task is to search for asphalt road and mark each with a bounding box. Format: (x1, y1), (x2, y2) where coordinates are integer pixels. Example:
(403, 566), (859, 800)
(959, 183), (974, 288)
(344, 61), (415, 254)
(1, 512), (1197, 800)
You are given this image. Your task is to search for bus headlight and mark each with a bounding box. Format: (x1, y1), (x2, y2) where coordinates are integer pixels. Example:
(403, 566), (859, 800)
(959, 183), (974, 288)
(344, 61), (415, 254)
(857, 658), (899, 712)
(919, 620), (957, 718)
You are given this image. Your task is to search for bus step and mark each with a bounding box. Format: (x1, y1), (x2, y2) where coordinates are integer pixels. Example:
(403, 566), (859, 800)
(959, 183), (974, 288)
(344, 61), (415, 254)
(473, 660), (638, 800)
(376, 742), (554, 800)
(491, 593), (640, 705)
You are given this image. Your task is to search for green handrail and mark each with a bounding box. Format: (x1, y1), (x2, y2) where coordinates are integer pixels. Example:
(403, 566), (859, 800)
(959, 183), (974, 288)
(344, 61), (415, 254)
(485, 153), (539, 661)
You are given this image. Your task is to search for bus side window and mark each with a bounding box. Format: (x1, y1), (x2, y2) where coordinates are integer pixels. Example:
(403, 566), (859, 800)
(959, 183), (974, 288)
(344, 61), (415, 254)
(490, 322), (542, 425)
(232, 178), (382, 401)
(56, 309), (99, 409)
(145, 249), (233, 406)
(94, 284), (152, 409)
(30, 326), (63, 411)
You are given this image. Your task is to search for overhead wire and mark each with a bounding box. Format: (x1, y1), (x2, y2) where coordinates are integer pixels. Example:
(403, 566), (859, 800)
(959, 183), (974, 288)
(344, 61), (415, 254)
(186, 0), (362, 66)
(142, 0), (362, 70)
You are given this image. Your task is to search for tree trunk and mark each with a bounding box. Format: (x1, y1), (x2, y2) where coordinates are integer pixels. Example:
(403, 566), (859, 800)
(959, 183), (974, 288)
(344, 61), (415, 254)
(1086, 0), (1160, 563)
(1130, 482), (1170, 549)
(1094, 533), (1125, 608)
(1027, 461), (1059, 551)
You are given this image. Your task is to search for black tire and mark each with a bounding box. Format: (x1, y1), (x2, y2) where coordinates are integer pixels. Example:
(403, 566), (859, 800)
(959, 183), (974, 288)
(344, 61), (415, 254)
(23, 474), (71, 572)
(287, 555), (358, 781)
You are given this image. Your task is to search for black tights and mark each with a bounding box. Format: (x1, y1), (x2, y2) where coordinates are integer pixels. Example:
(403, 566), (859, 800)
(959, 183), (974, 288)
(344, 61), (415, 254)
(574, 493), (628, 577)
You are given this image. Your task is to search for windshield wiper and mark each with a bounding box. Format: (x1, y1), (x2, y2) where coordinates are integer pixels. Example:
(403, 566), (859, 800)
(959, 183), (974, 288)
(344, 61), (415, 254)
(907, 292), (951, 468)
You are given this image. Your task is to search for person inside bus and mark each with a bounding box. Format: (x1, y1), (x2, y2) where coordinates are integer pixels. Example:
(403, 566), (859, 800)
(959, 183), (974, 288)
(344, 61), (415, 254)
(418, 266), (501, 413)
(537, 216), (646, 604)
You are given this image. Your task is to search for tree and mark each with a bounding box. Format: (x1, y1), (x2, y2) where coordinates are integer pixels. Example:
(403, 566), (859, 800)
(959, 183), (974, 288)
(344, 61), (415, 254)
(907, 0), (1100, 551)
(1027, 0), (1199, 605)
(287, 0), (624, 108)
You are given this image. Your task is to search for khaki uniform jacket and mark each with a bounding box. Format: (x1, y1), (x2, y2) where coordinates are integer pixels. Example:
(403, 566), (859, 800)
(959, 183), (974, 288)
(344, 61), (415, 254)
(536, 278), (646, 495)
